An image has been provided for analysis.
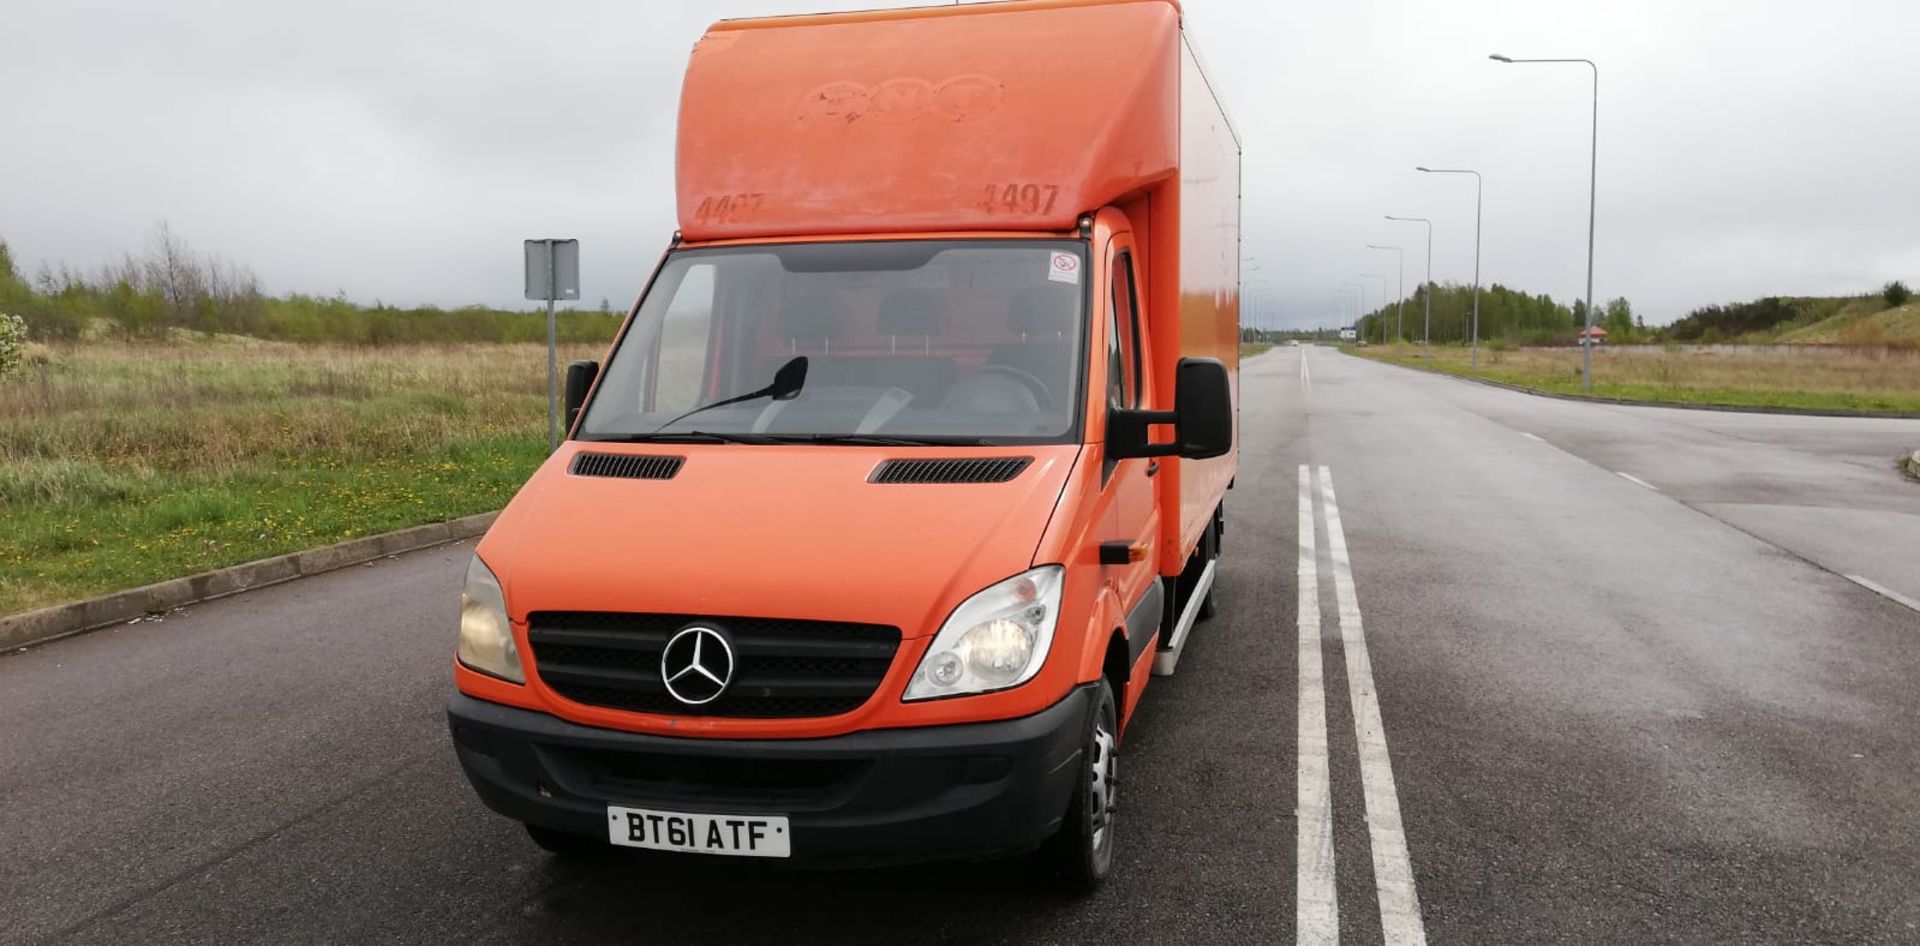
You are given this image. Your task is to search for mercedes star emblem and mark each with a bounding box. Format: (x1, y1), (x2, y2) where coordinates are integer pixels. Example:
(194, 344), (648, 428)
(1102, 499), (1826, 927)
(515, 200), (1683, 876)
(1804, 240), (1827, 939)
(660, 625), (735, 706)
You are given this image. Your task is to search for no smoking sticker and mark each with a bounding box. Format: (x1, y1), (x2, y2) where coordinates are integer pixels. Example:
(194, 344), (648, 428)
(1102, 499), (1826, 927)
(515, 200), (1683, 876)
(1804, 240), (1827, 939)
(1047, 251), (1081, 285)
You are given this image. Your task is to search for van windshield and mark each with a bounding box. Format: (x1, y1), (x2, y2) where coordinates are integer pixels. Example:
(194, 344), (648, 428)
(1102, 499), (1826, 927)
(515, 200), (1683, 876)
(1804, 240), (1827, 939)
(578, 240), (1088, 445)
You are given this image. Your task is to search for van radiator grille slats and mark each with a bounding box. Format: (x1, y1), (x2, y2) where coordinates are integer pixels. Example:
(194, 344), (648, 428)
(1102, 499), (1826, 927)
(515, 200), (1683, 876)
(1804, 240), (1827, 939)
(869, 457), (1032, 484)
(569, 453), (685, 480)
(527, 612), (900, 719)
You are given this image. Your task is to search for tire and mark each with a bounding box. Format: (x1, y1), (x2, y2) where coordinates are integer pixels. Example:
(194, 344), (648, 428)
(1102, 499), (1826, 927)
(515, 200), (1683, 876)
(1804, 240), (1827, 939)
(1043, 679), (1119, 894)
(524, 822), (606, 858)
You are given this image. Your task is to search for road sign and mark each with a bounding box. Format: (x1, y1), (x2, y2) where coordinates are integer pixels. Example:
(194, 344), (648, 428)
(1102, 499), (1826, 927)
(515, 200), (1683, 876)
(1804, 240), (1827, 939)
(524, 239), (580, 302)
(524, 239), (580, 449)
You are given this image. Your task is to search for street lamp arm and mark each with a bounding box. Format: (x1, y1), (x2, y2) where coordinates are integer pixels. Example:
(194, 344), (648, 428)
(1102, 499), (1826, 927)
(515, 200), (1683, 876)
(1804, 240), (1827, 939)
(1491, 56), (1596, 74)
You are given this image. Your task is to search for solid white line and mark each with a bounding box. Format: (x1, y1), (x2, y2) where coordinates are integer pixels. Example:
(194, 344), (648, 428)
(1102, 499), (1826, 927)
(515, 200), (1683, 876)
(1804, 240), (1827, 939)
(1520, 432), (1545, 442)
(1844, 575), (1920, 614)
(1615, 471), (1660, 491)
(1296, 466), (1338, 944)
(1318, 466), (1428, 946)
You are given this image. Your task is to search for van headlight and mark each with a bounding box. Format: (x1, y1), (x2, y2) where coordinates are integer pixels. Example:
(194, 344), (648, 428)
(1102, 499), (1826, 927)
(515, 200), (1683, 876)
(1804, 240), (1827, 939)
(457, 554), (523, 683)
(904, 565), (1064, 702)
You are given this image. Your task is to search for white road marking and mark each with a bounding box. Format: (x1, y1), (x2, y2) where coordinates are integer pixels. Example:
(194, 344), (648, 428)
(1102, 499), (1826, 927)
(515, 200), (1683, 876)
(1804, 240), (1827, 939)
(1300, 347), (1313, 396)
(1616, 471), (1659, 491)
(1318, 466), (1429, 946)
(1520, 432), (1545, 442)
(1296, 466), (1338, 944)
(1844, 575), (1920, 614)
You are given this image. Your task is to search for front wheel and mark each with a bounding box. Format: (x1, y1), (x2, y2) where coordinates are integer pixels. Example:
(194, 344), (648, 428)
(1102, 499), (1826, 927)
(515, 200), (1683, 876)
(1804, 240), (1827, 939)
(1042, 680), (1119, 893)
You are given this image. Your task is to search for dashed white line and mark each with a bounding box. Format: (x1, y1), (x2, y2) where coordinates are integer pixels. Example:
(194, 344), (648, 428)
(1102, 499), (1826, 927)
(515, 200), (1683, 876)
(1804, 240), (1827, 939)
(1318, 466), (1428, 946)
(1615, 471), (1659, 492)
(1296, 466), (1338, 945)
(1300, 347), (1313, 396)
(1844, 575), (1920, 615)
(1520, 432), (1545, 443)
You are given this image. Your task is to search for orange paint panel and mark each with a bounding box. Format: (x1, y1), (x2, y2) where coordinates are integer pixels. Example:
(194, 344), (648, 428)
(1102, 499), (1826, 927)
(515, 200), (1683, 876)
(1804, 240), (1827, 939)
(678, 1), (1180, 240)
(462, 442), (1094, 738)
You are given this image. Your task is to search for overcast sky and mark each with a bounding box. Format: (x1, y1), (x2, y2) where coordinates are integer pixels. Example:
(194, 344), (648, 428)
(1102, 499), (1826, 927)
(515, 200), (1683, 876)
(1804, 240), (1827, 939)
(2, 0), (1915, 328)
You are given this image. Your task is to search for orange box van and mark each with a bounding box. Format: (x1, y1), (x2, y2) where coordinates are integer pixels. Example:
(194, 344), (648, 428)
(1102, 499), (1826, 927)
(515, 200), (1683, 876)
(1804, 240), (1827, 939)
(448, 0), (1239, 889)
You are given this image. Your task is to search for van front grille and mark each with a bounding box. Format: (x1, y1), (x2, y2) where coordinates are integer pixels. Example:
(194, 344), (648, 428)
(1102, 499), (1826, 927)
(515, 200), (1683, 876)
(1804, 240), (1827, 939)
(526, 612), (899, 719)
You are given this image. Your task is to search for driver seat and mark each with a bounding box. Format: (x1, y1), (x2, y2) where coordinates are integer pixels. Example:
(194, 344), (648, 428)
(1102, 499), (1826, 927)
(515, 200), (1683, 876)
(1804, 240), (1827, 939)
(986, 286), (1077, 407)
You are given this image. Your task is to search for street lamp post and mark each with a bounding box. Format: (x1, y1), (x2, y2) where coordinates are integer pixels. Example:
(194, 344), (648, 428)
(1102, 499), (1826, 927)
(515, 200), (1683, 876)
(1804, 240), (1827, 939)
(1365, 245), (1404, 345)
(1418, 166), (1483, 368)
(1359, 273), (1389, 344)
(1491, 53), (1598, 392)
(1385, 215), (1433, 356)
(1338, 283), (1363, 332)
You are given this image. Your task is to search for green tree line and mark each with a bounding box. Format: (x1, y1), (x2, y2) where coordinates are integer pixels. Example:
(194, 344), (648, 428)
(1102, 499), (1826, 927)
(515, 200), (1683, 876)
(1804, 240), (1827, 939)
(0, 227), (621, 345)
(1354, 282), (1641, 346)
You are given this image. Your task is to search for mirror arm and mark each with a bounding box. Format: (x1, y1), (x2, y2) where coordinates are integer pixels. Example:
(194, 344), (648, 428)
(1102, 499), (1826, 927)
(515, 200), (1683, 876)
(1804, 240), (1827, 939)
(1110, 407), (1182, 458)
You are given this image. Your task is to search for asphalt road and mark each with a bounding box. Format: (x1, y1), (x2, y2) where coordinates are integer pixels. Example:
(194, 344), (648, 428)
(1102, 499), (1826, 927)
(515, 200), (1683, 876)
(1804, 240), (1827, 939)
(5, 346), (1919, 944)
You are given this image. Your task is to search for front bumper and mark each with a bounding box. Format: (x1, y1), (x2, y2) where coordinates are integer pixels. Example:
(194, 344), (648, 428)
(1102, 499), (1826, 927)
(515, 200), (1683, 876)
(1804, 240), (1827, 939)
(446, 685), (1095, 867)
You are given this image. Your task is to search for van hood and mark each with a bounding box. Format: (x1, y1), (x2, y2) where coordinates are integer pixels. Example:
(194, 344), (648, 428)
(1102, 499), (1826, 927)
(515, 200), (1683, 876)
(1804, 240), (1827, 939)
(480, 444), (1080, 640)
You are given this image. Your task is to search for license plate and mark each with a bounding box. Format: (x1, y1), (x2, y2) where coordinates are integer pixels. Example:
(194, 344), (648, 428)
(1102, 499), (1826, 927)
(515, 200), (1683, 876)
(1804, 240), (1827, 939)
(606, 805), (791, 858)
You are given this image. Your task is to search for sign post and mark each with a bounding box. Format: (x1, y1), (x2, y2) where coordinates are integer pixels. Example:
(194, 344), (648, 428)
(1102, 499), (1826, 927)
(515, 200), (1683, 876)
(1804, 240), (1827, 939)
(523, 239), (580, 449)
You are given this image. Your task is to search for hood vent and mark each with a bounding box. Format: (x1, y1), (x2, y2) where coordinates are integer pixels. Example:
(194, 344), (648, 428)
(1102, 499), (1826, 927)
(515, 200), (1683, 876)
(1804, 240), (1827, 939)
(570, 452), (685, 480)
(869, 457), (1031, 485)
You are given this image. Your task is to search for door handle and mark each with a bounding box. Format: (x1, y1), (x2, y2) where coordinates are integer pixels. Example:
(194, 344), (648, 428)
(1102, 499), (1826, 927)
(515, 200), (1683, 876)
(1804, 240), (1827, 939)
(1146, 461), (1161, 476)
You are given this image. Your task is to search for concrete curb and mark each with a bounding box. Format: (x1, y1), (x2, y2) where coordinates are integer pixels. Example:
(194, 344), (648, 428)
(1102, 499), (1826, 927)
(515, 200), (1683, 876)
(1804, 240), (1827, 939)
(1, 511), (499, 652)
(1350, 351), (1920, 420)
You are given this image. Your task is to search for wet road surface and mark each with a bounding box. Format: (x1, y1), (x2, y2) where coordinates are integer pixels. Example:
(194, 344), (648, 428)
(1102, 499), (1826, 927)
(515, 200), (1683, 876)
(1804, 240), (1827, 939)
(5, 346), (1918, 944)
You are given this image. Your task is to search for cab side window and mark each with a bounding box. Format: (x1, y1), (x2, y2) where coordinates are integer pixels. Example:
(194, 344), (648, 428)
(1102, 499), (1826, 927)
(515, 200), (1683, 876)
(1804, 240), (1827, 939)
(1107, 250), (1142, 408)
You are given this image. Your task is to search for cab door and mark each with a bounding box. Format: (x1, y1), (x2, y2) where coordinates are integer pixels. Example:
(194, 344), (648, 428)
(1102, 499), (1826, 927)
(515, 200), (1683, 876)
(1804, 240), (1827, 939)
(1098, 232), (1162, 656)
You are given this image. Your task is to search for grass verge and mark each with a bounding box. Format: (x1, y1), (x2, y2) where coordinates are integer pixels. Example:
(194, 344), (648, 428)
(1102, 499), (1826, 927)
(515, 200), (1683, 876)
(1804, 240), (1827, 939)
(1, 340), (598, 616)
(1353, 343), (1920, 415)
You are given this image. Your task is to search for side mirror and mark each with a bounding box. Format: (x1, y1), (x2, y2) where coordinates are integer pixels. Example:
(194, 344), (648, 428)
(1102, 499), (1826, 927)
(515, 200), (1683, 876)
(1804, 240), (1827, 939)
(563, 360), (599, 435)
(1107, 357), (1234, 460)
(1171, 358), (1233, 459)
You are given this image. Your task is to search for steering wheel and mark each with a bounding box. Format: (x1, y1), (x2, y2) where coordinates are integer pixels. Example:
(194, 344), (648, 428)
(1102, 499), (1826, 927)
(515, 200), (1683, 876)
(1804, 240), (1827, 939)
(958, 364), (1054, 411)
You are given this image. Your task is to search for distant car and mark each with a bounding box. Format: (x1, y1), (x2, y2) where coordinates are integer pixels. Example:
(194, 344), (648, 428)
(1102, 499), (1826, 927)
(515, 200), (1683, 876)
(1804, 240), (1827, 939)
(1289, 340), (1301, 346)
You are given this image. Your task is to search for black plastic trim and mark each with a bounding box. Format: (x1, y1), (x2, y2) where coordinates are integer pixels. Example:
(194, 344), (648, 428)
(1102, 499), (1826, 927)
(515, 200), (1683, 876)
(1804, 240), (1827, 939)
(869, 456), (1032, 484)
(1124, 580), (1164, 666)
(569, 453), (685, 480)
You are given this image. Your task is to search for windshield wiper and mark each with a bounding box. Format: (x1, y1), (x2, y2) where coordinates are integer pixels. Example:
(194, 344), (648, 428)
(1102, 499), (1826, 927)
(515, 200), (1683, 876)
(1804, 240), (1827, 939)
(643, 356), (808, 437)
(784, 434), (996, 447)
(591, 430), (780, 445)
